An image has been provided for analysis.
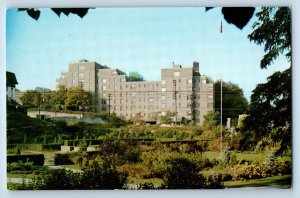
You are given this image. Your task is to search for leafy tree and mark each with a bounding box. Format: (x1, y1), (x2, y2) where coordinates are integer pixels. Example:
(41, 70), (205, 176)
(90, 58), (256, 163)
(242, 68), (291, 153)
(203, 111), (220, 130)
(51, 85), (67, 110)
(65, 86), (92, 111)
(248, 7), (291, 69)
(19, 90), (40, 108)
(214, 81), (248, 125)
(128, 71), (144, 81)
(242, 7), (291, 154)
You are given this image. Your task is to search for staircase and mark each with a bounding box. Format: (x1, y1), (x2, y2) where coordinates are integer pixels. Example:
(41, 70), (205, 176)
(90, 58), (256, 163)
(44, 152), (56, 166)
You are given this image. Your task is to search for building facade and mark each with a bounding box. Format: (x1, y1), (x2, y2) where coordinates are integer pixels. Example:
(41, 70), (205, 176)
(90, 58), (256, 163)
(57, 60), (214, 124)
(6, 71), (18, 100)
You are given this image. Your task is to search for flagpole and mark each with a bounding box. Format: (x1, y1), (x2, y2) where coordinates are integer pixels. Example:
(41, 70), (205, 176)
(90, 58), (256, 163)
(220, 20), (223, 159)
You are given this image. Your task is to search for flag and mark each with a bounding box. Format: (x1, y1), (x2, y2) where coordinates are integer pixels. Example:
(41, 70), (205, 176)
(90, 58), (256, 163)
(220, 20), (222, 33)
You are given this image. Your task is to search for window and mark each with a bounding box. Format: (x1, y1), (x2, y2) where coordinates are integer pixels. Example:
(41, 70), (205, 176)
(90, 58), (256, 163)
(78, 79), (84, 84)
(208, 95), (213, 99)
(202, 79), (207, 84)
(162, 95), (166, 100)
(131, 84), (136, 89)
(79, 72), (85, 78)
(79, 65), (85, 70)
(188, 79), (193, 84)
(161, 112), (166, 116)
(72, 79), (76, 84)
(149, 98), (154, 102)
(72, 73), (75, 77)
(161, 88), (166, 92)
(173, 71), (180, 77)
(103, 86), (106, 90)
(102, 79), (107, 83)
(115, 85), (118, 90)
(162, 80), (166, 85)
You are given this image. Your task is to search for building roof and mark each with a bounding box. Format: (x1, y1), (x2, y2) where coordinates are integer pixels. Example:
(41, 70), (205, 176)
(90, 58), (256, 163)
(6, 71), (18, 87)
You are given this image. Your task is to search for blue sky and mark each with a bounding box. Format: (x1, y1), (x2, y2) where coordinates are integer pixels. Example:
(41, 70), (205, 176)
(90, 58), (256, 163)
(6, 7), (289, 100)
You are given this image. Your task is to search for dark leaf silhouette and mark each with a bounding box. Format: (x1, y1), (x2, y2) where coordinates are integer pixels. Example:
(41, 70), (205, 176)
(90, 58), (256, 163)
(221, 7), (255, 29)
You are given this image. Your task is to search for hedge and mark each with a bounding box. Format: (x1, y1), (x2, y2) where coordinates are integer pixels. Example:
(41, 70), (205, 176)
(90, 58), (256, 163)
(7, 154), (44, 166)
(54, 151), (99, 165)
(7, 144), (61, 151)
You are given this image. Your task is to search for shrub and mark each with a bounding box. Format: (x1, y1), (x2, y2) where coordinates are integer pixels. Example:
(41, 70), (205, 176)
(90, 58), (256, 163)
(7, 154), (44, 166)
(54, 153), (75, 165)
(163, 157), (218, 189)
(18, 163), (127, 190)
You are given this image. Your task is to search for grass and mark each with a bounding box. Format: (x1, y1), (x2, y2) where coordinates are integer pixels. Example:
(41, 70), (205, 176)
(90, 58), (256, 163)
(203, 151), (291, 163)
(7, 182), (26, 190)
(7, 173), (38, 179)
(127, 177), (164, 186)
(224, 175), (292, 188)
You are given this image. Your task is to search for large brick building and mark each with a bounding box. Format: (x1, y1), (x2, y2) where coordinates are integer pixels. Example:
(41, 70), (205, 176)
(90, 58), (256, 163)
(56, 59), (214, 124)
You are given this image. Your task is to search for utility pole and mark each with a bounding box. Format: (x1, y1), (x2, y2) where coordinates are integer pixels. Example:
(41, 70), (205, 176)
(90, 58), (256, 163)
(108, 93), (111, 116)
(79, 81), (84, 111)
(38, 92), (41, 118)
(173, 80), (177, 126)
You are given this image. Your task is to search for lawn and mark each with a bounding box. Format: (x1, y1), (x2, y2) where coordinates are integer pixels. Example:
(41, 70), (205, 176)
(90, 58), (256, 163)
(203, 151), (291, 163)
(224, 175), (291, 189)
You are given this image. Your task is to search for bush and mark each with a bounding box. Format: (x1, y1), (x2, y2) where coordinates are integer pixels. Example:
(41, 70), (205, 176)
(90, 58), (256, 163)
(17, 163), (127, 190)
(7, 154), (44, 166)
(7, 160), (33, 172)
(54, 153), (75, 165)
(163, 157), (209, 189)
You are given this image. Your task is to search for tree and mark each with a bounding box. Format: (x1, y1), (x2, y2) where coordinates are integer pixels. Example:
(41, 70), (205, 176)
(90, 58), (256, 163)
(65, 86), (92, 111)
(214, 81), (248, 125)
(203, 111), (220, 130)
(128, 72), (143, 81)
(52, 85), (67, 110)
(20, 90), (40, 108)
(248, 7), (291, 69)
(242, 7), (291, 154)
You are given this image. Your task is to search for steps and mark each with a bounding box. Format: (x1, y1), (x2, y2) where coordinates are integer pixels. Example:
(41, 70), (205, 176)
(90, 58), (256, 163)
(44, 152), (55, 166)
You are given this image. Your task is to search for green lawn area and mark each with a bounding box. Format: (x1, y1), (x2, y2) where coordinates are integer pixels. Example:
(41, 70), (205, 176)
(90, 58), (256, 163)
(203, 151), (291, 163)
(224, 175), (291, 188)
(7, 173), (37, 179)
(127, 177), (164, 186)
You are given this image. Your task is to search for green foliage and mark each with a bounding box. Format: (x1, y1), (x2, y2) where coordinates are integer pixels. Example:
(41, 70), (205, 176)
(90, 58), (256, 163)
(54, 153), (76, 165)
(128, 72), (143, 81)
(65, 86), (92, 111)
(248, 7), (291, 69)
(98, 139), (141, 166)
(242, 7), (291, 155)
(162, 157), (222, 189)
(242, 68), (291, 154)
(203, 111), (220, 130)
(19, 90), (40, 108)
(7, 154), (44, 166)
(214, 81), (248, 125)
(18, 163), (127, 190)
